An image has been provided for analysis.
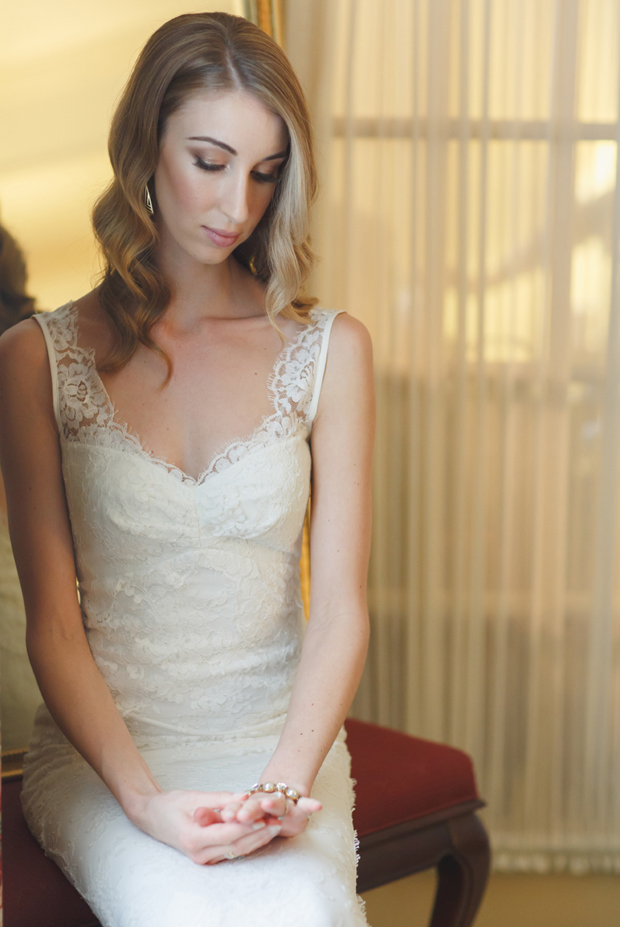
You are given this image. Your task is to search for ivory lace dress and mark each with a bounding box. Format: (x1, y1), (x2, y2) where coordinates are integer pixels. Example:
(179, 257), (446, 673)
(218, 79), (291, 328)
(21, 302), (368, 927)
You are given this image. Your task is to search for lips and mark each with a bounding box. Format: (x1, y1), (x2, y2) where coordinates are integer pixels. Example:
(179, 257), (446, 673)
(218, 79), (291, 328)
(202, 226), (241, 247)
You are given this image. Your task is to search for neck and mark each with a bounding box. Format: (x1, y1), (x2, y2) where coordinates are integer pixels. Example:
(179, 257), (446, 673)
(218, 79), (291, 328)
(154, 231), (263, 331)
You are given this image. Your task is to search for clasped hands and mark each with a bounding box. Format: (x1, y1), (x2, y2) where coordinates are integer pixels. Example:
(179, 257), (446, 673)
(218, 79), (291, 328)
(135, 787), (322, 866)
(198, 788), (322, 864)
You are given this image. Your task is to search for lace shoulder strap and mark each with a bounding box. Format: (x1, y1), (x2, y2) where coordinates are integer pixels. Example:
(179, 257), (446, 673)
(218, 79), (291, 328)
(31, 302), (111, 442)
(306, 309), (344, 429)
(33, 310), (63, 433)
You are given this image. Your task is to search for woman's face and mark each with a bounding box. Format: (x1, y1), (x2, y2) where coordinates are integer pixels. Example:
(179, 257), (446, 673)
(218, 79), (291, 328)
(153, 89), (288, 266)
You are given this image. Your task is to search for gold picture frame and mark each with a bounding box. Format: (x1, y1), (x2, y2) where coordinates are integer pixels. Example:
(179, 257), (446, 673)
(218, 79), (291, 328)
(243, 0), (283, 44)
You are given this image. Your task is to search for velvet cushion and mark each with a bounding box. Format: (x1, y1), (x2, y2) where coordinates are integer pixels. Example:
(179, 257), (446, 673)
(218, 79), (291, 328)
(2, 778), (99, 927)
(344, 717), (480, 836)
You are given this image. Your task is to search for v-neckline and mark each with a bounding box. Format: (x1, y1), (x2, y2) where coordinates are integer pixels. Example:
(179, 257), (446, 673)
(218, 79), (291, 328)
(66, 301), (313, 487)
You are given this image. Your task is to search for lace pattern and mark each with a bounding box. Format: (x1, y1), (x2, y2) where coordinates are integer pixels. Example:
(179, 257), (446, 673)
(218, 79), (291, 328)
(43, 302), (334, 483)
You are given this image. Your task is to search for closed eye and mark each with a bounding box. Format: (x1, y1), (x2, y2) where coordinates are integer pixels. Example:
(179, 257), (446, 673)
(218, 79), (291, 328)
(252, 171), (278, 185)
(194, 157), (279, 184)
(194, 157), (225, 172)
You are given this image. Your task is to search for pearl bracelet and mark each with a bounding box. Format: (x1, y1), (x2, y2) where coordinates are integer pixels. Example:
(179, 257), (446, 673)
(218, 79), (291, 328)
(244, 782), (301, 804)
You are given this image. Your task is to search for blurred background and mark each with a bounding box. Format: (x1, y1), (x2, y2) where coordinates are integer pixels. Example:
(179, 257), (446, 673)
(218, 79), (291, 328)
(2, 1), (620, 925)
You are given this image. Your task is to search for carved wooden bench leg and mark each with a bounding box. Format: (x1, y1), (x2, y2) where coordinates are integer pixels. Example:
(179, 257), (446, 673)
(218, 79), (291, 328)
(428, 813), (491, 927)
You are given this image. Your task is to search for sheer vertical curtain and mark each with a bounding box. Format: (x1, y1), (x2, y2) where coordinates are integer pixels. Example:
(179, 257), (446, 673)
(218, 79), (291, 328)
(287, 0), (620, 872)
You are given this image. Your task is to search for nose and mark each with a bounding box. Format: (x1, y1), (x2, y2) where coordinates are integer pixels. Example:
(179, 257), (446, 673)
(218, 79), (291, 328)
(220, 169), (252, 227)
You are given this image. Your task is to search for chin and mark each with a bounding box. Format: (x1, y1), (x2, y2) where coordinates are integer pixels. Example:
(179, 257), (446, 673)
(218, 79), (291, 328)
(184, 240), (231, 266)
(201, 247), (232, 265)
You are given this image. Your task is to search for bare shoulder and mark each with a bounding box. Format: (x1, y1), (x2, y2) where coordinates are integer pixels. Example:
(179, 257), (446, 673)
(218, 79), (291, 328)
(327, 312), (373, 363)
(313, 312), (374, 429)
(0, 317), (57, 432)
(0, 287), (100, 382)
(0, 316), (47, 380)
(322, 312), (374, 393)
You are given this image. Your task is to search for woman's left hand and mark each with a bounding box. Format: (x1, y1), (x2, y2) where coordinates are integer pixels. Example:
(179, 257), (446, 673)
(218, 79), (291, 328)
(219, 791), (322, 838)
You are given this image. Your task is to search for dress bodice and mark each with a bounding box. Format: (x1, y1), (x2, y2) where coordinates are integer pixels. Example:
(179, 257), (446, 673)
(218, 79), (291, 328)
(34, 303), (342, 749)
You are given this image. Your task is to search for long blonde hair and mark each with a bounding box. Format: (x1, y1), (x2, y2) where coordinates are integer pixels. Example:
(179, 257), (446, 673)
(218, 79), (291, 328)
(92, 12), (317, 376)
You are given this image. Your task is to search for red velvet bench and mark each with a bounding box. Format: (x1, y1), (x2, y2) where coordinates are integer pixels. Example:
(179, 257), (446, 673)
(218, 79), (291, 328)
(2, 718), (490, 927)
(348, 718), (490, 925)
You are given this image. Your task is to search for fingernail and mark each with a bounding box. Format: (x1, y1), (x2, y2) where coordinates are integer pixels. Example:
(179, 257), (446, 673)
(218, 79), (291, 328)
(269, 825), (281, 836)
(253, 821), (266, 830)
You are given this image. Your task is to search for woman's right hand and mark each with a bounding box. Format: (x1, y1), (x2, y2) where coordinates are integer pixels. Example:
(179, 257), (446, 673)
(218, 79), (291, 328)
(129, 789), (282, 864)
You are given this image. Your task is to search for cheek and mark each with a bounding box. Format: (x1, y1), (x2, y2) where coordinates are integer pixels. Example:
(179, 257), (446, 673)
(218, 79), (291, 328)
(156, 161), (203, 218)
(252, 185), (277, 220)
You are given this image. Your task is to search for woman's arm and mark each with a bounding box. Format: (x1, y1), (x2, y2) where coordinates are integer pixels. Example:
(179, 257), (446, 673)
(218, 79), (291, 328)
(233, 313), (374, 832)
(0, 319), (280, 864)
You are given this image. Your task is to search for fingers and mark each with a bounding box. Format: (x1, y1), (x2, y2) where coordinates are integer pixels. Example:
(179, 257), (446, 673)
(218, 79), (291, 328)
(258, 794), (288, 819)
(218, 800), (248, 823)
(233, 796), (275, 823)
(234, 794), (322, 823)
(297, 797), (323, 814)
(272, 797), (323, 837)
(197, 820), (273, 845)
(199, 823), (282, 865)
(188, 792), (322, 849)
(193, 807), (220, 827)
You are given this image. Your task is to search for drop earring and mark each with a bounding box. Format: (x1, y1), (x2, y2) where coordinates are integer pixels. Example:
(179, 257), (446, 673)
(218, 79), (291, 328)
(145, 186), (154, 215)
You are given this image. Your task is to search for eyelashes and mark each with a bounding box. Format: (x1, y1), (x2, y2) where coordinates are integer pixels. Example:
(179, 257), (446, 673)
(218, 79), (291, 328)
(253, 171), (279, 185)
(193, 157), (278, 184)
(194, 157), (224, 173)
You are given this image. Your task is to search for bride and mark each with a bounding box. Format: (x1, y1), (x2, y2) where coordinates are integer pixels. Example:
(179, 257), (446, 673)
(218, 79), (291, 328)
(0, 12), (374, 927)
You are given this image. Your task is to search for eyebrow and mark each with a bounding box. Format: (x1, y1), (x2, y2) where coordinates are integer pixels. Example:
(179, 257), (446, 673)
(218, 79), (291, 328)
(187, 136), (288, 161)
